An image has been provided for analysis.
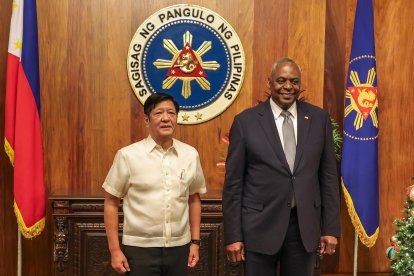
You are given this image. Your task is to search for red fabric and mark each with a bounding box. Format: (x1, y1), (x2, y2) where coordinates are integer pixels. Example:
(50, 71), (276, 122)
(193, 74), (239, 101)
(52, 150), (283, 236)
(13, 63), (45, 228)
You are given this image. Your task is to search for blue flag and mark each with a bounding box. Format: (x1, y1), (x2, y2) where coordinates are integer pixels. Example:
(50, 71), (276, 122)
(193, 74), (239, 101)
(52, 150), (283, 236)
(341, 0), (379, 247)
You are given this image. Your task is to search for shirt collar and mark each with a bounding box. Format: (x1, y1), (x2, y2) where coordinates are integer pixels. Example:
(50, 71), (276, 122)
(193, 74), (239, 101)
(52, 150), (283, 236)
(144, 135), (178, 155)
(269, 98), (297, 119)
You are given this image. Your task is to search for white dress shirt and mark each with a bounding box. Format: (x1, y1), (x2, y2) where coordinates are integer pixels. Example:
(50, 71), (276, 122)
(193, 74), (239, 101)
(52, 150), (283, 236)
(103, 135), (206, 248)
(269, 98), (298, 147)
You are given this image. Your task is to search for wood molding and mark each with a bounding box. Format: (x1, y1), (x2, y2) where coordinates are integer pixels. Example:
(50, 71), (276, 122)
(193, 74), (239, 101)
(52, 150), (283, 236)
(50, 197), (244, 276)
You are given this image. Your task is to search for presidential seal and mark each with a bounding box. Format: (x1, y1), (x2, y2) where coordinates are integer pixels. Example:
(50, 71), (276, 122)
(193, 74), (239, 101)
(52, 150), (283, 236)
(127, 4), (245, 124)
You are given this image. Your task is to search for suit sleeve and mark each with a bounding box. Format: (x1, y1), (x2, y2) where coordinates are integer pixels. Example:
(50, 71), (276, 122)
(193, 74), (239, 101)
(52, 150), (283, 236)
(222, 116), (246, 245)
(319, 113), (341, 237)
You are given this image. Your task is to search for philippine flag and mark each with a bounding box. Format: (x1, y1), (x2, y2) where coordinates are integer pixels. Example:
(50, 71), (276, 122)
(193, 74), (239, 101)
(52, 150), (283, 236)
(5, 0), (45, 238)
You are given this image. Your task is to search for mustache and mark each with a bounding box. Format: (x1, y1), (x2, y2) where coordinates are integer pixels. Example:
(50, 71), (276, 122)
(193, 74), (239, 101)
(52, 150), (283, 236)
(277, 89), (305, 95)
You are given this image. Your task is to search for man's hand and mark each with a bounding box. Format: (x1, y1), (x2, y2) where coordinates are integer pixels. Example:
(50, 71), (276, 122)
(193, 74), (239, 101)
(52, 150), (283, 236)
(225, 242), (245, 263)
(319, 236), (338, 255)
(188, 243), (200, 268)
(110, 249), (130, 274)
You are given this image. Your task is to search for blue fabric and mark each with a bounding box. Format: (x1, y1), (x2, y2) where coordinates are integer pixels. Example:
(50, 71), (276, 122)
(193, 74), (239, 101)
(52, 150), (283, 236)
(341, 0), (379, 247)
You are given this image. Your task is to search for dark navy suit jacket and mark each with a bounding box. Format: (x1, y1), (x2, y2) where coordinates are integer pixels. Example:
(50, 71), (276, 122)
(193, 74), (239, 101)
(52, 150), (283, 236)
(222, 99), (341, 255)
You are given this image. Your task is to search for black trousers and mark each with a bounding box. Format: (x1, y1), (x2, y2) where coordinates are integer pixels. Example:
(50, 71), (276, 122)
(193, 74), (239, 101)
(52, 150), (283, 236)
(123, 244), (189, 276)
(244, 208), (316, 276)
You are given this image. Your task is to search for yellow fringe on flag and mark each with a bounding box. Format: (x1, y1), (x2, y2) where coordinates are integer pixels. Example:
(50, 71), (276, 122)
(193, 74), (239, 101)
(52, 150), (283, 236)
(4, 138), (14, 166)
(5, 139), (45, 238)
(14, 201), (45, 239)
(341, 178), (379, 247)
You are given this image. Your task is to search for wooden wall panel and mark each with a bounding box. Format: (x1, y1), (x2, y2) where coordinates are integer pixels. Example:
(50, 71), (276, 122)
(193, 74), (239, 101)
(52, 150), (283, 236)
(88, 1), (133, 192)
(323, 0), (347, 120)
(253, 0), (289, 102)
(41, 0), (133, 196)
(321, 0), (349, 274)
(288, 0), (326, 107)
(39, 0), (70, 196)
(1, 0), (414, 275)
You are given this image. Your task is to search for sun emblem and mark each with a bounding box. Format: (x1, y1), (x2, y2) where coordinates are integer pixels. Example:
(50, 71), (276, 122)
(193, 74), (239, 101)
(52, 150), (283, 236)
(344, 68), (378, 130)
(153, 31), (220, 99)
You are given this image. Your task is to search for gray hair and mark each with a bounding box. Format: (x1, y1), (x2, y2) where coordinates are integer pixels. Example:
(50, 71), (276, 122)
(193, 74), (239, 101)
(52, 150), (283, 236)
(269, 57), (302, 81)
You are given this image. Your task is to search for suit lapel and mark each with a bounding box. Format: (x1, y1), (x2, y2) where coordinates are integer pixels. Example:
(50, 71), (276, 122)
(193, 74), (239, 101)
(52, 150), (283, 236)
(294, 101), (311, 172)
(257, 100), (291, 171)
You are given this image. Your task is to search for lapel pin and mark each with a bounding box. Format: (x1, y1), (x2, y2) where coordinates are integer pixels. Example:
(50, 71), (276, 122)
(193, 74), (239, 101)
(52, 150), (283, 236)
(304, 116), (309, 119)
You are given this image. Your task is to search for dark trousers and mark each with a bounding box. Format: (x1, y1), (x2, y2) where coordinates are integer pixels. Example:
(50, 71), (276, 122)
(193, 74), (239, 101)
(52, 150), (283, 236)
(244, 208), (316, 276)
(123, 244), (189, 276)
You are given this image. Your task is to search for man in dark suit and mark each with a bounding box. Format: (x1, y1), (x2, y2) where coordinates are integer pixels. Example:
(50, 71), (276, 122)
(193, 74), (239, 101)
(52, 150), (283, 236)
(222, 58), (340, 275)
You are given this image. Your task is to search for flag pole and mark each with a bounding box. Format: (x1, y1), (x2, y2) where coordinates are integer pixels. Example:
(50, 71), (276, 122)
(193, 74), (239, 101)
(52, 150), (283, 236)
(353, 231), (358, 276)
(17, 228), (22, 276)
